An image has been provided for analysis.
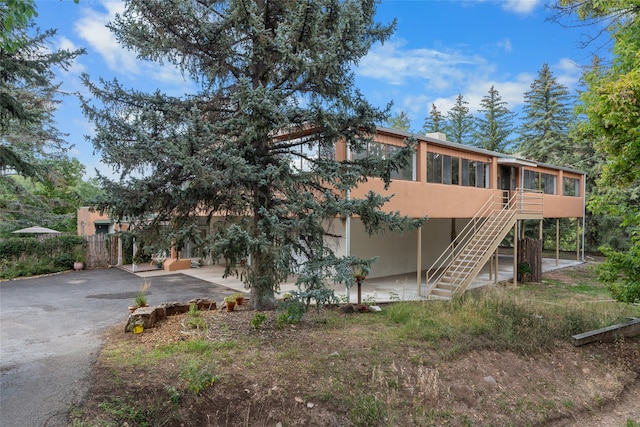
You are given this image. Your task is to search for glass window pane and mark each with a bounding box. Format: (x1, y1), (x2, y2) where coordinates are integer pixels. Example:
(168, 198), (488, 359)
(469, 161), (476, 187)
(427, 152), (442, 183)
(451, 157), (459, 185)
(461, 159), (469, 186)
(443, 155), (452, 184)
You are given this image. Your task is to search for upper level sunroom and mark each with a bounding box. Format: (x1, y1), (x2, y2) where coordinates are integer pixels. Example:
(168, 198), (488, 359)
(323, 127), (586, 220)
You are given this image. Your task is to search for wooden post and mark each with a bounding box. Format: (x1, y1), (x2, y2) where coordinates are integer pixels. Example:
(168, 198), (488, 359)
(556, 218), (560, 267)
(576, 218), (580, 261)
(489, 252), (493, 280)
(495, 250), (499, 284)
(417, 226), (422, 297)
(539, 219), (543, 241)
(513, 222), (517, 286)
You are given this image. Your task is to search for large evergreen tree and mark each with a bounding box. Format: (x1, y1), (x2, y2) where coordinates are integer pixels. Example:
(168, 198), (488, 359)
(81, 0), (422, 310)
(443, 94), (474, 145)
(386, 110), (411, 131)
(473, 85), (515, 152)
(517, 63), (574, 164)
(558, 0), (640, 303)
(0, 3), (84, 231)
(421, 103), (444, 135)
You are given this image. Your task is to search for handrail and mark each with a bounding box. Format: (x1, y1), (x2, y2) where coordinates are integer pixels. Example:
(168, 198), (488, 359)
(424, 188), (543, 297)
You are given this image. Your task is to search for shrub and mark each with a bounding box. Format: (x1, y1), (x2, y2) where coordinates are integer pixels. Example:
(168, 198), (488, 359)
(54, 254), (74, 269)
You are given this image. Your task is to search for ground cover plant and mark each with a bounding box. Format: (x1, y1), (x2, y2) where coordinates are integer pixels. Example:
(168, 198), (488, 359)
(70, 262), (640, 426)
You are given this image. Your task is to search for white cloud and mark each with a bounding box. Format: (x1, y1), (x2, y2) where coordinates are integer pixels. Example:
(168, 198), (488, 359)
(73, 1), (140, 75)
(357, 38), (490, 90)
(496, 38), (513, 53)
(501, 0), (541, 15)
(73, 0), (193, 95)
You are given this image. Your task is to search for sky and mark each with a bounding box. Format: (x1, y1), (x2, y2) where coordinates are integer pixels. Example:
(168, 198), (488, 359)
(31, 0), (600, 179)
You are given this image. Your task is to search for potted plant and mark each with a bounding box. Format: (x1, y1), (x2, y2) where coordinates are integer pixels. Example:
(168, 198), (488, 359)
(224, 295), (236, 312)
(73, 252), (85, 271)
(234, 292), (245, 306)
(129, 281), (150, 313)
(73, 248), (84, 271)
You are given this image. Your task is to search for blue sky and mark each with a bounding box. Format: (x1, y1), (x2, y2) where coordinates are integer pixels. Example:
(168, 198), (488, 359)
(32, 0), (595, 178)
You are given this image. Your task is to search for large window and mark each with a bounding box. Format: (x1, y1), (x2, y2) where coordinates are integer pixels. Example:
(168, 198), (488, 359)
(285, 137), (335, 172)
(524, 170), (558, 194)
(541, 173), (557, 195)
(353, 141), (414, 181)
(429, 152), (488, 188)
(427, 152), (443, 183)
(563, 177), (580, 196)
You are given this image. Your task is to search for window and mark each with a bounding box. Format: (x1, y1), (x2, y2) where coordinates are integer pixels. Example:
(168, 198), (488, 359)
(433, 155), (488, 187)
(388, 145), (414, 181)
(541, 173), (557, 195)
(285, 136), (334, 172)
(563, 177), (580, 196)
(354, 141), (414, 181)
(524, 170), (538, 190)
(525, 170), (558, 194)
(427, 152), (442, 183)
(451, 156), (460, 185)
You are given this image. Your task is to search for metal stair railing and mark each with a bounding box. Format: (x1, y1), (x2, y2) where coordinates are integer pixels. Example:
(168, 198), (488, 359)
(424, 190), (509, 296)
(424, 188), (543, 299)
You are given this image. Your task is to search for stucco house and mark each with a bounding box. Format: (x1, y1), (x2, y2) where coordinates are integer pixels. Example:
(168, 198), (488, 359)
(78, 127), (585, 298)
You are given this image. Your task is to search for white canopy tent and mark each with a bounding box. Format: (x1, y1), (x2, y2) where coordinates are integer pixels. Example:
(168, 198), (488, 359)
(12, 226), (61, 234)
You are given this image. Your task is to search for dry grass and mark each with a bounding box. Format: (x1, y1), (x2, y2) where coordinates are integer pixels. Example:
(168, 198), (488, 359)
(70, 263), (640, 427)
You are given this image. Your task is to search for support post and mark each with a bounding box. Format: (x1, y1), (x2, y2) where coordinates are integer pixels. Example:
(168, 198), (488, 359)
(556, 218), (560, 266)
(417, 226), (422, 297)
(539, 219), (543, 241)
(494, 250), (499, 284)
(576, 217), (580, 261)
(513, 222), (517, 287)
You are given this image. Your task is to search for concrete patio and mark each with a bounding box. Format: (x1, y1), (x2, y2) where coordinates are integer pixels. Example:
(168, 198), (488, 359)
(123, 255), (584, 304)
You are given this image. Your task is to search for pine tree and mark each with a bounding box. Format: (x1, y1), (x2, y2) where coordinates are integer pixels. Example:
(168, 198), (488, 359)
(517, 63), (573, 164)
(474, 85), (515, 152)
(0, 4), (84, 231)
(443, 94), (474, 145)
(421, 103), (444, 135)
(387, 110), (411, 131)
(81, 0), (423, 310)
(558, 0), (640, 303)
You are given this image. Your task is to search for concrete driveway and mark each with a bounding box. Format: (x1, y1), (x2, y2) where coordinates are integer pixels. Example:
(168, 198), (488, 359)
(0, 268), (234, 427)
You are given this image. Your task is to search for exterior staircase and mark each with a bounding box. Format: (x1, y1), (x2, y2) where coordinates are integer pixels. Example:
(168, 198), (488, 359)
(425, 189), (543, 300)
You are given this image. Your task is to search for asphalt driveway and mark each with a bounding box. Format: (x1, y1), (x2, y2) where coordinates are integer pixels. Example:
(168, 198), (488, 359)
(0, 268), (234, 427)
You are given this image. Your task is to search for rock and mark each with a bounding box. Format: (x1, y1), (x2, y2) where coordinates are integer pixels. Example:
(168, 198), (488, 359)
(483, 375), (497, 386)
(158, 302), (191, 316)
(188, 298), (217, 311)
(341, 304), (355, 314)
(306, 402), (315, 409)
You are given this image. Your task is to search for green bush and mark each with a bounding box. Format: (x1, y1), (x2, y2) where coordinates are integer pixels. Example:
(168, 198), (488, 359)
(54, 254), (74, 269)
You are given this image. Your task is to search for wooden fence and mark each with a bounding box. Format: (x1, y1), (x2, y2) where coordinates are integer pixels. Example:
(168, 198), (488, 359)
(85, 234), (118, 269)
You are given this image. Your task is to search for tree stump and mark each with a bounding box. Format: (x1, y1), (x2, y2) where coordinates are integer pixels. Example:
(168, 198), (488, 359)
(517, 237), (542, 282)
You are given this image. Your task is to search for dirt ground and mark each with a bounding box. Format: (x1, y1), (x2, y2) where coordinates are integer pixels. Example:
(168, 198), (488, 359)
(75, 265), (640, 427)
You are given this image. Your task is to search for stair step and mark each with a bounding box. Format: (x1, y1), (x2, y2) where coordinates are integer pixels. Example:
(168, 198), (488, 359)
(437, 283), (457, 291)
(431, 288), (452, 298)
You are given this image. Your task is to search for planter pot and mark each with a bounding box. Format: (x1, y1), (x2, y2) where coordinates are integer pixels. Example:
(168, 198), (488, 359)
(235, 296), (244, 306)
(225, 301), (236, 312)
(73, 262), (84, 271)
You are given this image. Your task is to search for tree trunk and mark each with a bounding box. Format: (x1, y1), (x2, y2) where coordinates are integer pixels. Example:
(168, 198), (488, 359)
(517, 237), (542, 282)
